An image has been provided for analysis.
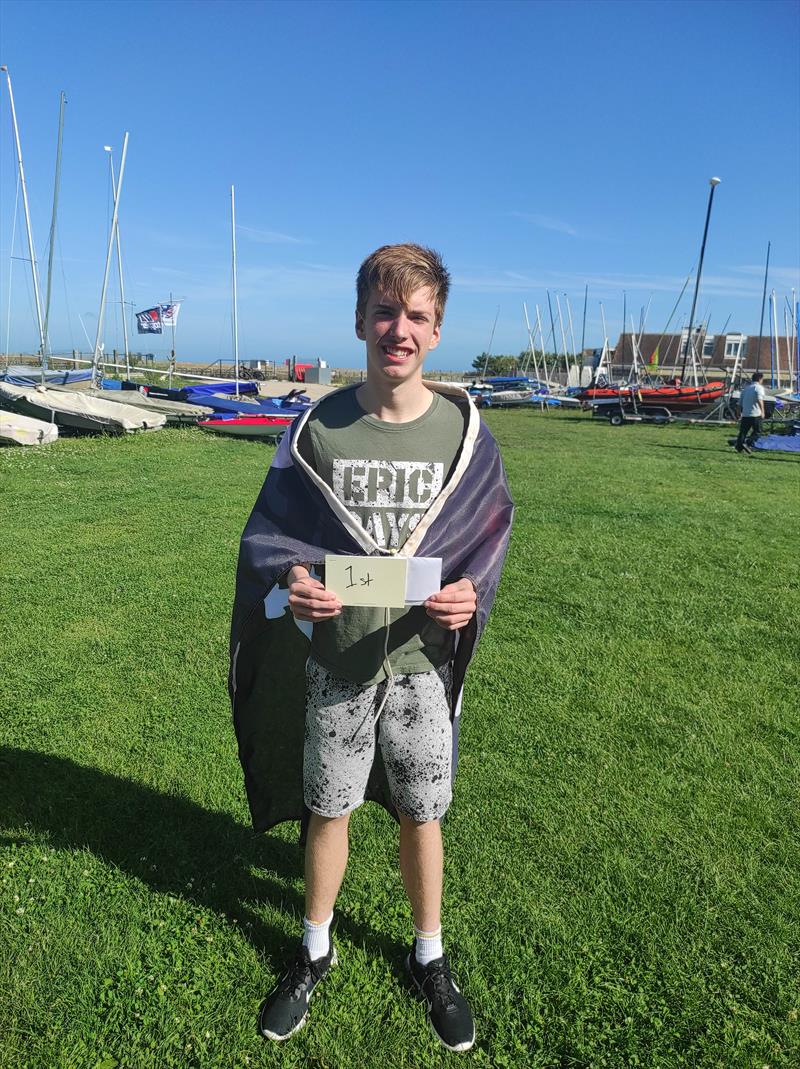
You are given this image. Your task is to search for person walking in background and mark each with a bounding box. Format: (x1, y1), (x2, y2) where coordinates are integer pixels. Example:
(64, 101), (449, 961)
(735, 371), (766, 454)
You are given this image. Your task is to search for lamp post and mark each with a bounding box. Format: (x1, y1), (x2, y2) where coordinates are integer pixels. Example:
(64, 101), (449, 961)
(681, 177), (721, 380)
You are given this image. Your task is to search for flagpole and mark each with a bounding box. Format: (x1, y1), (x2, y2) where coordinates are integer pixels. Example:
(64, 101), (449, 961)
(168, 290), (176, 388)
(231, 185), (240, 398)
(92, 132), (128, 387)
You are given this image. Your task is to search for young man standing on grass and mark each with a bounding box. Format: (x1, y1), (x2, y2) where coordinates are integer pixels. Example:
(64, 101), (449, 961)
(735, 371), (766, 454)
(230, 244), (513, 1053)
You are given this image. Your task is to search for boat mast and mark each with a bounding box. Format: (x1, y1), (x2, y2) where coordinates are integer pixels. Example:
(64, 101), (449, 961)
(522, 302), (541, 383)
(105, 147), (130, 379)
(231, 185), (240, 398)
(580, 283), (588, 358)
(792, 292), (798, 392)
(599, 301), (609, 381)
(754, 241), (770, 375)
(43, 90), (66, 358)
(1, 66), (46, 367)
(555, 294), (571, 384)
(681, 177), (721, 380)
(565, 296), (578, 376)
(770, 290), (780, 389)
(545, 292), (559, 379)
(535, 305), (550, 384)
(783, 304), (791, 390)
(621, 291), (627, 381)
(92, 132), (129, 387)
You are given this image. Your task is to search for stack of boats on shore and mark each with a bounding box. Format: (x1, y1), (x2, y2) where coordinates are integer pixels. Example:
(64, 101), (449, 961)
(0, 368), (312, 447)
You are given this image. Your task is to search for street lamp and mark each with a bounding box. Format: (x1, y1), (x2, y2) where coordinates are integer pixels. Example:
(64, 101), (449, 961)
(681, 177), (722, 380)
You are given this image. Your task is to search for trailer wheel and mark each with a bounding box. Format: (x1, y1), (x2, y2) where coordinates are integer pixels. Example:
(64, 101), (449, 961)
(610, 413), (624, 426)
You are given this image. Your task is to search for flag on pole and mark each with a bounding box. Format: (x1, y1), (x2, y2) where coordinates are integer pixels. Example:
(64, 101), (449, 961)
(160, 302), (182, 328)
(650, 344), (659, 367)
(136, 307), (163, 334)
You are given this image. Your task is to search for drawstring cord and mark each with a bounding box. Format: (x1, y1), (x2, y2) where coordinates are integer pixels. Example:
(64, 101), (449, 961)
(348, 606), (395, 743)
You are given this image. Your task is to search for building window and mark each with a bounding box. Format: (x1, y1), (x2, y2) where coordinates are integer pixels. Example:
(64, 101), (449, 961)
(724, 334), (747, 360)
(703, 334), (715, 359)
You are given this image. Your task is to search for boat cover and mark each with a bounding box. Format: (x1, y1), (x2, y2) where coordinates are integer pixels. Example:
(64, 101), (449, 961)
(184, 393), (308, 417)
(179, 380), (259, 397)
(1, 365), (92, 386)
(0, 410), (59, 446)
(0, 381), (167, 432)
(91, 388), (213, 421)
(753, 431), (800, 454)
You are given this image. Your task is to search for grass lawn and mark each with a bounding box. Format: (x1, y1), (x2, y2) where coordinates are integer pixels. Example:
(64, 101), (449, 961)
(1, 410), (798, 1069)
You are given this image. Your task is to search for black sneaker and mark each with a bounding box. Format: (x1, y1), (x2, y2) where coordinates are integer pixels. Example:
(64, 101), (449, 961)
(406, 942), (475, 1052)
(258, 941), (337, 1041)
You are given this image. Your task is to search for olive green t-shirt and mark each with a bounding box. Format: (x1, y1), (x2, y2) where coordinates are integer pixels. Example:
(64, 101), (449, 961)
(306, 388), (464, 684)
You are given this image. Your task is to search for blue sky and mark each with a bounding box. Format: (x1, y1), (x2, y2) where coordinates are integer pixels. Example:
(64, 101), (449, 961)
(1, 0), (798, 370)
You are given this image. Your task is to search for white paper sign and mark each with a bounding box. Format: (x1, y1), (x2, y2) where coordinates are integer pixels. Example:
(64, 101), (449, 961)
(325, 555), (408, 608)
(403, 556), (443, 604)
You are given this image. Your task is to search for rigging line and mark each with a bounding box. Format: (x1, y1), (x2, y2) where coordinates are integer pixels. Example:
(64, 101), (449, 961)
(56, 226), (76, 354)
(4, 172), (21, 362)
(480, 305), (500, 379)
(649, 265), (694, 372)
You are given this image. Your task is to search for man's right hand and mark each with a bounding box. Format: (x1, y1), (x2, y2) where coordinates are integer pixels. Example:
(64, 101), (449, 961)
(287, 565), (342, 622)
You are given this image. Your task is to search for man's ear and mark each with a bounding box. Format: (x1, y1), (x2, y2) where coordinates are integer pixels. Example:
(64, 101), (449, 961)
(427, 322), (442, 351)
(355, 311), (366, 340)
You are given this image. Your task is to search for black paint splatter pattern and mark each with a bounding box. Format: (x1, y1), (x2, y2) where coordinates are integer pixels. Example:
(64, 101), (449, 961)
(304, 658), (453, 822)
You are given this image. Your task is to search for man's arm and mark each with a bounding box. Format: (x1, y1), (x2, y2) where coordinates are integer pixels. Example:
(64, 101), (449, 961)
(424, 577), (477, 631)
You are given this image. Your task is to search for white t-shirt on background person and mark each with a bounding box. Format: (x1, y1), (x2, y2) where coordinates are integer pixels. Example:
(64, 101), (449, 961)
(740, 382), (765, 417)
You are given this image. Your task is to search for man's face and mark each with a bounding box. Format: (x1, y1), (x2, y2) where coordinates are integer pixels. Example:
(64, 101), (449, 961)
(355, 286), (441, 385)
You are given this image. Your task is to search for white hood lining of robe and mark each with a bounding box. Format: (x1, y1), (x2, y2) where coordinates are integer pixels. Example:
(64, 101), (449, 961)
(288, 381), (481, 560)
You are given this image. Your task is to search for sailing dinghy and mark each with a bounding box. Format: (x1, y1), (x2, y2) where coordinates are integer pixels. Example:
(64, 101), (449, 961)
(0, 381), (166, 434)
(0, 410), (59, 446)
(88, 387), (214, 425)
(197, 414), (293, 439)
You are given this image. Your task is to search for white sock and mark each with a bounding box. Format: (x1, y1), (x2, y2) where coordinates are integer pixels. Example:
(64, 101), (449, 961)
(414, 925), (443, 966)
(302, 911), (333, 961)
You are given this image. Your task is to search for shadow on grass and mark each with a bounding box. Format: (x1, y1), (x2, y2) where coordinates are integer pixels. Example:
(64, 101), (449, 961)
(0, 747), (407, 972)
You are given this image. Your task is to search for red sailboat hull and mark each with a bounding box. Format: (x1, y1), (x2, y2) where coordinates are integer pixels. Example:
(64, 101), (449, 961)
(578, 381), (726, 411)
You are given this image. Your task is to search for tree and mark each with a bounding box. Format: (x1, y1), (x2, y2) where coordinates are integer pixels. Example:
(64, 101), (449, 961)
(470, 351), (561, 378)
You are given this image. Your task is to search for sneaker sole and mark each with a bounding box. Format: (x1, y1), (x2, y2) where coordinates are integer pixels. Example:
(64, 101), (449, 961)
(404, 952), (476, 1053)
(260, 947), (337, 1042)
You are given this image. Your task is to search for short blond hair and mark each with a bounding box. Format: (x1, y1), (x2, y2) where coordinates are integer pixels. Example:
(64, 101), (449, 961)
(356, 243), (451, 328)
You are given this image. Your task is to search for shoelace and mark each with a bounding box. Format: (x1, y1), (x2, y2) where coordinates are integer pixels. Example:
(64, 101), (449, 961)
(424, 961), (457, 1011)
(280, 949), (321, 1000)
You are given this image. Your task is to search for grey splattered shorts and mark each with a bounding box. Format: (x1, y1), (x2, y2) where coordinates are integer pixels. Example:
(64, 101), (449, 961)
(303, 657), (453, 823)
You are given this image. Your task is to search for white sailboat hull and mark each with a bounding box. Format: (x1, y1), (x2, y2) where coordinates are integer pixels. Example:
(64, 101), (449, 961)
(0, 410), (59, 446)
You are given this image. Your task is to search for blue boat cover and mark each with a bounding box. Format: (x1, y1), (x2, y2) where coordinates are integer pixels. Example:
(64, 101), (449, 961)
(754, 431), (800, 454)
(187, 394), (310, 416)
(1, 365), (92, 386)
(181, 380), (259, 397)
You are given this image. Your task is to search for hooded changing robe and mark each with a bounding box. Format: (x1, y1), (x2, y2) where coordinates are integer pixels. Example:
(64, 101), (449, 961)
(230, 382), (514, 834)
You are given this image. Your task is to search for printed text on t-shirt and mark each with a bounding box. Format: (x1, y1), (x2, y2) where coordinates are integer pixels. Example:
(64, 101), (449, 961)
(332, 459), (444, 549)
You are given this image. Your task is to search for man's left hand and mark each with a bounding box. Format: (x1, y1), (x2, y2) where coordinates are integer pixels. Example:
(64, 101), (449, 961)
(424, 578), (477, 631)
